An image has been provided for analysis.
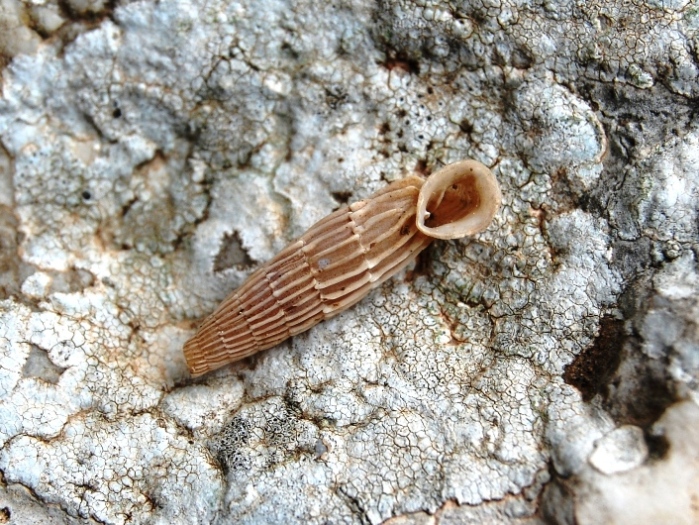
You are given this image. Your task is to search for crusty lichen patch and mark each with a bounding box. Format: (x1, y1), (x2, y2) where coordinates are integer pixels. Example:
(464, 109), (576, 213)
(0, 0), (697, 523)
(0, 411), (224, 523)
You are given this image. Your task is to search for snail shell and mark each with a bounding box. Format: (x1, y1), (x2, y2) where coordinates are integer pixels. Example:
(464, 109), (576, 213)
(184, 160), (501, 376)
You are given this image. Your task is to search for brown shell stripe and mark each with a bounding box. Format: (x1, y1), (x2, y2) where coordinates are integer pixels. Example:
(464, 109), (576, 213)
(183, 176), (432, 376)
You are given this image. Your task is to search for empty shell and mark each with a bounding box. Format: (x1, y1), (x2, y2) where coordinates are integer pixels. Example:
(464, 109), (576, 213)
(184, 159), (501, 376)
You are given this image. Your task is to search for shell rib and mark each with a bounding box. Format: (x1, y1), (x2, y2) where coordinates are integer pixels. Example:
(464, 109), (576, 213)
(183, 160), (501, 376)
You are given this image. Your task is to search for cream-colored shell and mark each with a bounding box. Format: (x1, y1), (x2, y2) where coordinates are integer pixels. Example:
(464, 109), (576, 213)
(183, 160), (501, 376)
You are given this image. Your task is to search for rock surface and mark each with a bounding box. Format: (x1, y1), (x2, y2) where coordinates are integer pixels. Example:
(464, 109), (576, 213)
(0, 0), (697, 523)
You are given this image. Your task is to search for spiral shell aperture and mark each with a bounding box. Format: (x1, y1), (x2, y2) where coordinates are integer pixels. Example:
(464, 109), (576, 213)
(183, 160), (501, 376)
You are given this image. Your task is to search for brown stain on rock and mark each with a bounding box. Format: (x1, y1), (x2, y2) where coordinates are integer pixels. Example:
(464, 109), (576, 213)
(564, 316), (624, 402)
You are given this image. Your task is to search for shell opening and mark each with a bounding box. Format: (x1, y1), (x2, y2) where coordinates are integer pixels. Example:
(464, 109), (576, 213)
(416, 160), (502, 240)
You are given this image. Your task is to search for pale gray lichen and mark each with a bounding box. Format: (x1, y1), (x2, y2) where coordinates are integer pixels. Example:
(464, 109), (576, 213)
(0, 0), (697, 524)
(570, 401), (699, 525)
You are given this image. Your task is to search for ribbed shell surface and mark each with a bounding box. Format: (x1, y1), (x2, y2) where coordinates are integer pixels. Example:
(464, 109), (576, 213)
(184, 176), (432, 376)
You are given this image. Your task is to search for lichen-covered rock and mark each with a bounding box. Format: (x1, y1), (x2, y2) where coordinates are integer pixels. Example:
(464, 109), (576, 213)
(0, 0), (697, 523)
(568, 401), (699, 525)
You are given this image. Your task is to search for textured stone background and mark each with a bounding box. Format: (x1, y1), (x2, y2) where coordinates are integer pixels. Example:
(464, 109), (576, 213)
(0, 0), (698, 524)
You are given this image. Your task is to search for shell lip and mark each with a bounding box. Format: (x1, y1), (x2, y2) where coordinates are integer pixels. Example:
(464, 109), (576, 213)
(416, 160), (502, 240)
